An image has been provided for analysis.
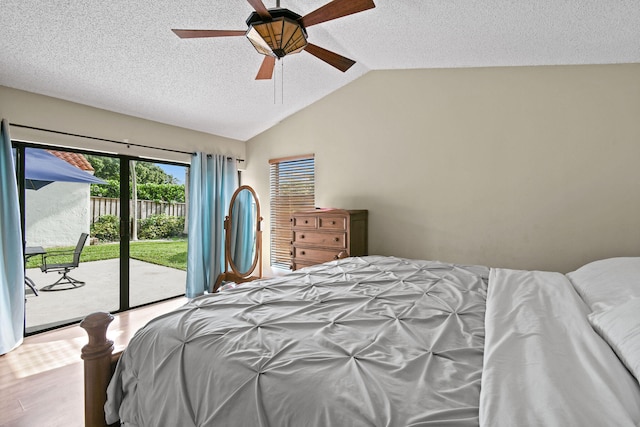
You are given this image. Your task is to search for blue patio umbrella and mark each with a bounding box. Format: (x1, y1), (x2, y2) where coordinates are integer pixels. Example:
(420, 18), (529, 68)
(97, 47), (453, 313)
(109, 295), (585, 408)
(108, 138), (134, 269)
(24, 148), (106, 189)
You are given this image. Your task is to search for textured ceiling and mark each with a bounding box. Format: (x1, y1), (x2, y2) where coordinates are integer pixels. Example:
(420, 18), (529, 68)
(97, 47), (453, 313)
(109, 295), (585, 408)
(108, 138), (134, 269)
(1, 1), (639, 142)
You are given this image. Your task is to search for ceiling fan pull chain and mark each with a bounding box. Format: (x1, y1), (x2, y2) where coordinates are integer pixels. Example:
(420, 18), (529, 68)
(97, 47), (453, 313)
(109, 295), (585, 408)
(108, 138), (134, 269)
(273, 58), (284, 105)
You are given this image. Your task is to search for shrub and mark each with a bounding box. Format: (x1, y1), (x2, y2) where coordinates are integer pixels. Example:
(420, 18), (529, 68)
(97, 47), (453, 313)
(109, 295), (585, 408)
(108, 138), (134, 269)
(90, 179), (120, 198)
(91, 181), (185, 202)
(136, 183), (186, 203)
(91, 215), (120, 242)
(138, 215), (185, 240)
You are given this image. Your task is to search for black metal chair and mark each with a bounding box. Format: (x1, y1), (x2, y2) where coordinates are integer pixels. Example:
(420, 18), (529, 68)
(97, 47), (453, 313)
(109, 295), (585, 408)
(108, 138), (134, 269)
(40, 233), (89, 291)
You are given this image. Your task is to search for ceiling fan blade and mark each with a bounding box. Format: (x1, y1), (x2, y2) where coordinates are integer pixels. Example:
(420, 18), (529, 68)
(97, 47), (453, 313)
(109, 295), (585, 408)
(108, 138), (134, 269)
(256, 56), (276, 80)
(247, 0), (272, 20)
(172, 29), (246, 38)
(300, 0), (375, 28)
(304, 44), (355, 72)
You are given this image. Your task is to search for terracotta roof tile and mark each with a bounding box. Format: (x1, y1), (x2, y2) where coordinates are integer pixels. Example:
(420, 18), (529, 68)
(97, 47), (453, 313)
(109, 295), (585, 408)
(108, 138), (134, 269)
(48, 150), (95, 172)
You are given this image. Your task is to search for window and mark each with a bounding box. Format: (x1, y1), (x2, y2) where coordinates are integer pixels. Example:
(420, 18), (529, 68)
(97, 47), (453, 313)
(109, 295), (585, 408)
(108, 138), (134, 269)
(269, 154), (315, 269)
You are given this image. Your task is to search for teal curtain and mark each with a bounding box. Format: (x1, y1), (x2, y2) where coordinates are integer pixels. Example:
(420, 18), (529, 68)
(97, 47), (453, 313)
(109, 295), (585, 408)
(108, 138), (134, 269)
(230, 189), (256, 273)
(0, 119), (25, 355)
(186, 154), (237, 298)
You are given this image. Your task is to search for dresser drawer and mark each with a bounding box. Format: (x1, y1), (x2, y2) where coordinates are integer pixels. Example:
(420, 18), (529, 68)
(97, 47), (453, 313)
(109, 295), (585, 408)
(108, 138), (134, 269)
(318, 216), (347, 230)
(293, 247), (344, 263)
(292, 215), (317, 229)
(293, 231), (346, 249)
(291, 260), (319, 270)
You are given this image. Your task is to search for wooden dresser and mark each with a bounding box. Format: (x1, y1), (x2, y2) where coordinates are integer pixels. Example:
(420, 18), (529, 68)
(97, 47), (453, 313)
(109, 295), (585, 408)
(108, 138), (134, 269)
(290, 209), (368, 270)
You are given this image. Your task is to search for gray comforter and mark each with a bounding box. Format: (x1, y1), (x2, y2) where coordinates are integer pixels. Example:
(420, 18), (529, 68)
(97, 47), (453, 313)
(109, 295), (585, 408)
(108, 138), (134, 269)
(106, 256), (489, 426)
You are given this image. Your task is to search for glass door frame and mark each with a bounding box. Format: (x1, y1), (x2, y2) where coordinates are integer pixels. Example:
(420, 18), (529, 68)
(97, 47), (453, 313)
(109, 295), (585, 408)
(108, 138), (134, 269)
(13, 140), (187, 335)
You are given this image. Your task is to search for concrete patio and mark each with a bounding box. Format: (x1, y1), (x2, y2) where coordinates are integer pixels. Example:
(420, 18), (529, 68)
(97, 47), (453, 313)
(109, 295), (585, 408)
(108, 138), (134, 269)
(24, 258), (186, 332)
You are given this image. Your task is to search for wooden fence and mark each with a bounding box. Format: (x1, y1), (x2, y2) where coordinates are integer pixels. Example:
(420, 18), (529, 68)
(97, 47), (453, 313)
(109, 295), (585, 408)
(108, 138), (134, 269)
(90, 196), (186, 223)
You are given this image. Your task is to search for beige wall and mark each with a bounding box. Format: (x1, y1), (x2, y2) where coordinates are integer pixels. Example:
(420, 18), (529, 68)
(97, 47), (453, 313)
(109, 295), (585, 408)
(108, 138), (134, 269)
(4, 65), (639, 274)
(245, 64), (640, 273)
(0, 85), (244, 162)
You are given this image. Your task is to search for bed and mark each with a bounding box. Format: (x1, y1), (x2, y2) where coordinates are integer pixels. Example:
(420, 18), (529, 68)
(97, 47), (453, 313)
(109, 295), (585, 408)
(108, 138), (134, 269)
(80, 255), (640, 426)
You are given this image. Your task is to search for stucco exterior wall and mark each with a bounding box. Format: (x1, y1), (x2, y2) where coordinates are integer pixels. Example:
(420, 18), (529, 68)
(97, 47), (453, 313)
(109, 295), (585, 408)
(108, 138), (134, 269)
(26, 181), (90, 248)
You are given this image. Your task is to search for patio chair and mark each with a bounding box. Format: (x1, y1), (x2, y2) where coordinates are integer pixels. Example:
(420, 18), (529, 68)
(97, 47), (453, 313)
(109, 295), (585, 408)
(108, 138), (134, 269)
(40, 233), (89, 291)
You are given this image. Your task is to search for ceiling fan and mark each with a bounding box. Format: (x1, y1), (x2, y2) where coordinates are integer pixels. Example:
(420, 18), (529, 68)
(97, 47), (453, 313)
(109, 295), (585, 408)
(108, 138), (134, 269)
(172, 0), (376, 80)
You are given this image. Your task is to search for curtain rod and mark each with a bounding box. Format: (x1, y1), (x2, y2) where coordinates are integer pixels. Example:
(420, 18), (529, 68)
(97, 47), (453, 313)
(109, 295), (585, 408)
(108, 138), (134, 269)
(10, 123), (244, 162)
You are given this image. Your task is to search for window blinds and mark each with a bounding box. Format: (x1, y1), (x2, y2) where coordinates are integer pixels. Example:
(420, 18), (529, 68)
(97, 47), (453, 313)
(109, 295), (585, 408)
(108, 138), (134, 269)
(269, 154), (315, 269)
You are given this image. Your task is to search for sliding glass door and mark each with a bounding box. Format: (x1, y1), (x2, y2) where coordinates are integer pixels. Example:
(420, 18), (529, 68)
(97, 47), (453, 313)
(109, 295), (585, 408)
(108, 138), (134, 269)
(128, 159), (187, 307)
(16, 143), (188, 334)
(22, 147), (121, 333)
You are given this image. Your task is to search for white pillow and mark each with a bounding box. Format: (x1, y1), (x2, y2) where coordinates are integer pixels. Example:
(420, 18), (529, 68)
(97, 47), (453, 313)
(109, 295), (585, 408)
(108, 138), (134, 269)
(567, 257), (640, 312)
(589, 297), (640, 382)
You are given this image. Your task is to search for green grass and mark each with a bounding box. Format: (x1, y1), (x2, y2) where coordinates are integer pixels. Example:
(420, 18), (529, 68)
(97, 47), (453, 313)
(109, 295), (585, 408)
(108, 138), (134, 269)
(26, 238), (188, 270)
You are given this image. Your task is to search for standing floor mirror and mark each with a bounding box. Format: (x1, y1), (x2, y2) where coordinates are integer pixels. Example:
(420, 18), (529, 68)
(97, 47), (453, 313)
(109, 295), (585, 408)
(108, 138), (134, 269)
(214, 185), (262, 291)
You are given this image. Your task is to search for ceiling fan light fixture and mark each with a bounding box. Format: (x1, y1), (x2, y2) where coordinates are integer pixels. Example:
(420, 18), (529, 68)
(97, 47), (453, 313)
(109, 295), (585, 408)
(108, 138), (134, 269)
(246, 16), (308, 58)
(172, 0), (376, 79)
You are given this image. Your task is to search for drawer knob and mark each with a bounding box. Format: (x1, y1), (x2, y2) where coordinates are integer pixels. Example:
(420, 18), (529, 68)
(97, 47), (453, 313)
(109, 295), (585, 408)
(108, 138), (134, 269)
(301, 251), (306, 255)
(331, 221), (336, 225)
(304, 220), (309, 224)
(334, 237), (339, 242)
(300, 234), (305, 239)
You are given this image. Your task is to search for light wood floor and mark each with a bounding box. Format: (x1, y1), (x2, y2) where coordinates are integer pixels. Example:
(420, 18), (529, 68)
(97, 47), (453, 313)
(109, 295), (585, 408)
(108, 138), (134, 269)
(0, 297), (188, 427)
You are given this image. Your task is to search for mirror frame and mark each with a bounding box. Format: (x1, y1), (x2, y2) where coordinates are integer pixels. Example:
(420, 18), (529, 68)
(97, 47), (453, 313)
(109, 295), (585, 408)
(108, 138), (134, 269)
(213, 185), (262, 291)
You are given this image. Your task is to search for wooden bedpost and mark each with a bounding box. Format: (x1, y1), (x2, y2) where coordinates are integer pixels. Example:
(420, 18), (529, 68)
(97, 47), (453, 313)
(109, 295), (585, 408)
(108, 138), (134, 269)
(80, 312), (115, 427)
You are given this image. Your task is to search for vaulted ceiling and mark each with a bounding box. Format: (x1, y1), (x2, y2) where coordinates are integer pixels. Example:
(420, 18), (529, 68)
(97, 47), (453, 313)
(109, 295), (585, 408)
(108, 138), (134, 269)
(1, 1), (638, 141)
